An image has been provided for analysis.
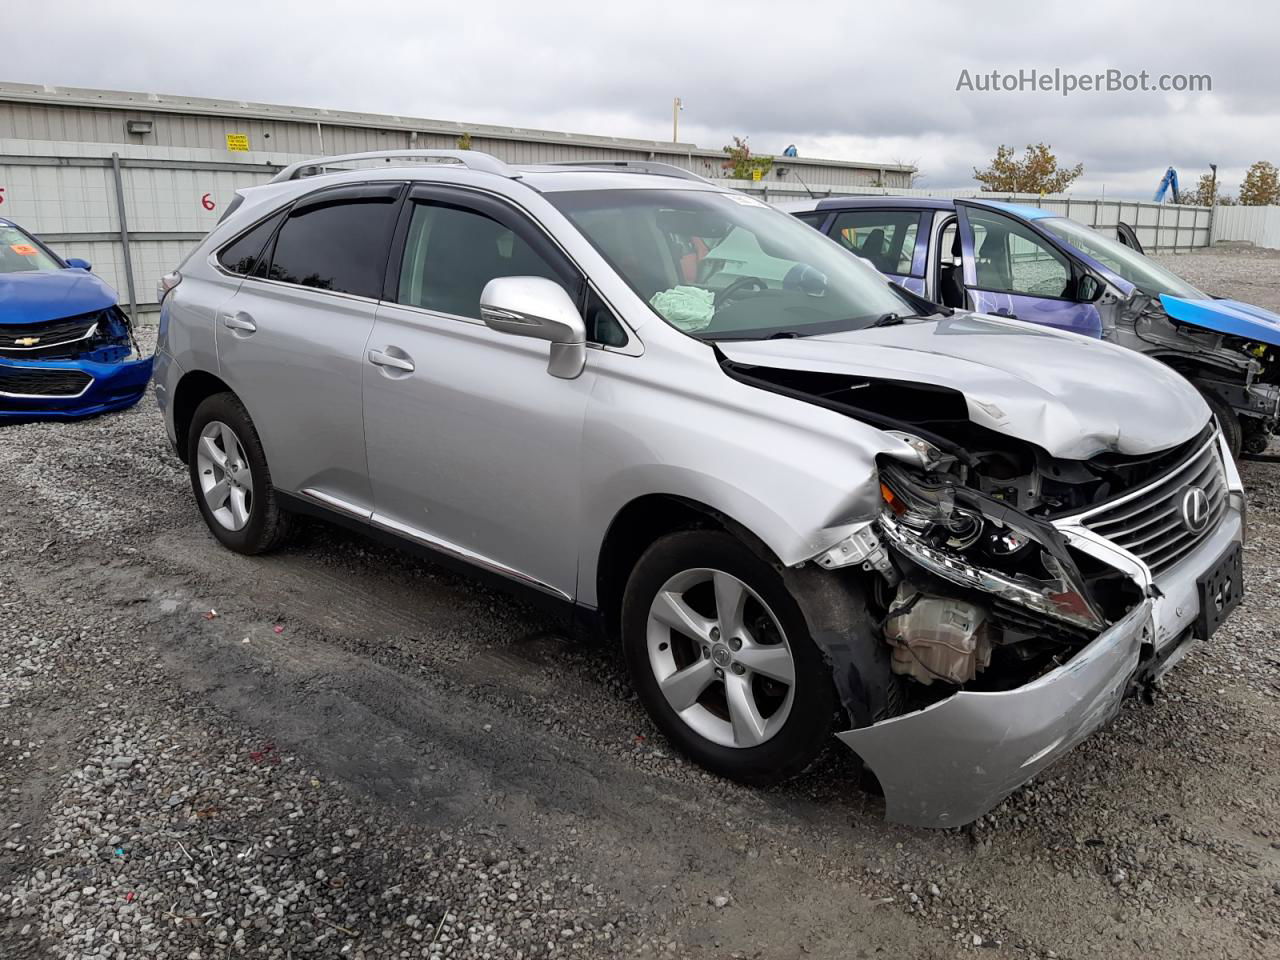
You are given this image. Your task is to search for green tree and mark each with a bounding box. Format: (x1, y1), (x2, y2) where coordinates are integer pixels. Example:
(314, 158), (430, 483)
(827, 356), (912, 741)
(1238, 161), (1280, 206)
(721, 136), (773, 180)
(973, 143), (1083, 194)
(1185, 172), (1235, 207)
(456, 132), (473, 151)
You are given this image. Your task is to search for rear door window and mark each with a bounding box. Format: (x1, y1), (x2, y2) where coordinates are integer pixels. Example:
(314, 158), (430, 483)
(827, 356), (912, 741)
(263, 184), (403, 298)
(217, 209), (286, 276)
(828, 210), (923, 276)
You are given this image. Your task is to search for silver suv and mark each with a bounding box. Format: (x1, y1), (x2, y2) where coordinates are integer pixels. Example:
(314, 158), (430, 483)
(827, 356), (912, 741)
(155, 150), (1245, 827)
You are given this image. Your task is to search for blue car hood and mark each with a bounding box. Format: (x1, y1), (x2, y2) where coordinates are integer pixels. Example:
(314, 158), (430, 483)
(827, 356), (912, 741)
(1160, 294), (1280, 346)
(0, 269), (118, 325)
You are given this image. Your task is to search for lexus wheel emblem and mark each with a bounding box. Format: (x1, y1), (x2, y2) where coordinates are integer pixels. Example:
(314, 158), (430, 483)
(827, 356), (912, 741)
(1180, 486), (1210, 533)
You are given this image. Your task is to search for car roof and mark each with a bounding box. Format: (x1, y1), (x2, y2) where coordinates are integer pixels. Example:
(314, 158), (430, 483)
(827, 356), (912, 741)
(969, 199), (1058, 220)
(779, 196), (955, 213)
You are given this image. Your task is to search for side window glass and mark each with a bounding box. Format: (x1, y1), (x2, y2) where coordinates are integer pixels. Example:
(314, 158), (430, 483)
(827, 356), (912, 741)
(585, 288), (627, 347)
(397, 202), (575, 321)
(217, 209), (285, 276)
(266, 193), (400, 298)
(968, 210), (1071, 298)
(829, 210), (922, 276)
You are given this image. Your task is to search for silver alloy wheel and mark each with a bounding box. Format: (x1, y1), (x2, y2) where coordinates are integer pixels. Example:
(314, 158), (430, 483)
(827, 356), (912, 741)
(645, 567), (796, 749)
(195, 420), (254, 532)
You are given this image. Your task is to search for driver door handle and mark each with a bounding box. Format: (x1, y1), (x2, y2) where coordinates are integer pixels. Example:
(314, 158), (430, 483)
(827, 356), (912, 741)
(368, 348), (415, 373)
(220, 313), (257, 333)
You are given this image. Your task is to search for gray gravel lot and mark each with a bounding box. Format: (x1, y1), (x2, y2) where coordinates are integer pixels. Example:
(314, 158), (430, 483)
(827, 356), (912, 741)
(2, 246), (1278, 959)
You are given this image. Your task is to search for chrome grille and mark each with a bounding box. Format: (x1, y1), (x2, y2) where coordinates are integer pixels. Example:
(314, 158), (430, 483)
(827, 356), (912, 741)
(1080, 436), (1227, 576)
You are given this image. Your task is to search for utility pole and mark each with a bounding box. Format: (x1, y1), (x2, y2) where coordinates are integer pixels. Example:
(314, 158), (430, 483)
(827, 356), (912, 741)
(672, 97), (683, 143)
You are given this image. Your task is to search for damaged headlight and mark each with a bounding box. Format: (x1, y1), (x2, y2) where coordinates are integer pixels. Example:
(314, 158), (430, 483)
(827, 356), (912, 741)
(878, 463), (1105, 632)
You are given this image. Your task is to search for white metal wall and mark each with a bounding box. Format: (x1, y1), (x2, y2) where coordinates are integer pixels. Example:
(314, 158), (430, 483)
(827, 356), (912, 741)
(1210, 205), (1280, 249)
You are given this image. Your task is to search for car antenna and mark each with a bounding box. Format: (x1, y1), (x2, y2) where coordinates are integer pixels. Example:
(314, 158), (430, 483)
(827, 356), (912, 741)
(791, 169), (817, 200)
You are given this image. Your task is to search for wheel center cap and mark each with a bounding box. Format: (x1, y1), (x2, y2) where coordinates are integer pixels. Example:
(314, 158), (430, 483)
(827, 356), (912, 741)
(711, 643), (733, 667)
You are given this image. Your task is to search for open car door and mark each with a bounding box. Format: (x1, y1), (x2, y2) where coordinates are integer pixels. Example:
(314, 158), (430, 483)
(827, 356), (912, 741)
(1116, 222), (1144, 254)
(955, 199), (1104, 338)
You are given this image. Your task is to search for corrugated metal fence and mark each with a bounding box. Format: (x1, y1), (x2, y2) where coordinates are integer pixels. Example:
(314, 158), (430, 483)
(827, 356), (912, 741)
(1210, 205), (1280, 249)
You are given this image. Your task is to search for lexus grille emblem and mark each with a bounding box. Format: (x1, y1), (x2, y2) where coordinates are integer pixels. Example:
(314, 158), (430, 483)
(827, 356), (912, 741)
(1180, 486), (1210, 534)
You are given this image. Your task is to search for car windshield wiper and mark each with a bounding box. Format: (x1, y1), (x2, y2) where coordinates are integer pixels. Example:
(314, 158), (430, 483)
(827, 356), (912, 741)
(871, 312), (906, 327)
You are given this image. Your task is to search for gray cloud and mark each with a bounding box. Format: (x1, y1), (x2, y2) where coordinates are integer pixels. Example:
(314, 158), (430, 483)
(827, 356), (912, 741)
(6, 0), (1279, 198)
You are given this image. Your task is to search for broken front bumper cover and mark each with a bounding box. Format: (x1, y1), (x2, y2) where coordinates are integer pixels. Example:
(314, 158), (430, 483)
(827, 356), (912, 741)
(0, 354), (153, 422)
(837, 498), (1244, 829)
(838, 600), (1150, 828)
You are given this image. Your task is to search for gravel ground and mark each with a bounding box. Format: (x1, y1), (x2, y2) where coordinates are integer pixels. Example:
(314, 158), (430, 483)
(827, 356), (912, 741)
(2, 248), (1279, 959)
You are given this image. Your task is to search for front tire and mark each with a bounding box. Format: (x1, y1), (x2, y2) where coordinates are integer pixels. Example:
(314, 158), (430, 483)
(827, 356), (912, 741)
(621, 531), (837, 786)
(187, 392), (292, 555)
(1199, 388), (1242, 459)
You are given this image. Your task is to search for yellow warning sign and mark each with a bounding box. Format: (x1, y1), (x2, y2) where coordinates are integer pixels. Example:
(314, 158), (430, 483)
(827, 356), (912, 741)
(225, 133), (250, 152)
(751, 168), (762, 181)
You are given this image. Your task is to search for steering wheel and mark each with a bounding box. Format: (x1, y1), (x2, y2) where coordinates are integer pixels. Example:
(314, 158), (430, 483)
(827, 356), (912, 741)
(714, 275), (769, 307)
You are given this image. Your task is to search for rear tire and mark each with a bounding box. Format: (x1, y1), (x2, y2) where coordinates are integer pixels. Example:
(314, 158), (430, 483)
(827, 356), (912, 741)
(621, 530), (837, 786)
(187, 392), (293, 555)
(1199, 388), (1242, 459)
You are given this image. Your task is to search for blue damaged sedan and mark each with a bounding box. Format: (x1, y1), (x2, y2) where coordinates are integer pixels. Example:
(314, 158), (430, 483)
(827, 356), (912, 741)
(0, 218), (152, 422)
(784, 196), (1280, 457)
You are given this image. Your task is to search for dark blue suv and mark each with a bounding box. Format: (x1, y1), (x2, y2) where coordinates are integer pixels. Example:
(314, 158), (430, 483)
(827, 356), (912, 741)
(0, 218), (152, 422)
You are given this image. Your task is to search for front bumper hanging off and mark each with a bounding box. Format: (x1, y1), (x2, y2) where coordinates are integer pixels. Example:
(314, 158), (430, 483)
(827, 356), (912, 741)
(834, 456), (1244, 829)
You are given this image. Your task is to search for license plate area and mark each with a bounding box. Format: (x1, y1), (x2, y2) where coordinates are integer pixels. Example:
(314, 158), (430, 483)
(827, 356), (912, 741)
(1196, 542), (1244, 640)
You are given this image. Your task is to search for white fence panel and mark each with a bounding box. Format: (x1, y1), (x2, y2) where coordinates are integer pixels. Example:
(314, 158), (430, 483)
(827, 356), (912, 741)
(1211, 205), (1280, 249)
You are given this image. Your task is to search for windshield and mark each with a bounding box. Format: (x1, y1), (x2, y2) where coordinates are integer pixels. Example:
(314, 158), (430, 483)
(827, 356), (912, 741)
(0, 225), (61, 274)
(1038, 216), (1204, 300)
(549, 188), (922, 339)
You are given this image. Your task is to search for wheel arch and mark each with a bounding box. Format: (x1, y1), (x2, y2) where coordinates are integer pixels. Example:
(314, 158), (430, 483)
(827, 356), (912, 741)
(172, 369), (236, 463)
(593, 493), (781, 643)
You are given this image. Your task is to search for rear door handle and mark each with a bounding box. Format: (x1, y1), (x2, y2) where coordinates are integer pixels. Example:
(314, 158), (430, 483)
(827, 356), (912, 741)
(221, 313), (257, 333)
(368, 348), (415, 373)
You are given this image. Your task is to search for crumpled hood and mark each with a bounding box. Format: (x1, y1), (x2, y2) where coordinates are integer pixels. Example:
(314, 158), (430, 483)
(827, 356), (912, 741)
(1161, 294), (1280, 346)
(719, 313), (1209, 460)
(0, 269), (119, 325)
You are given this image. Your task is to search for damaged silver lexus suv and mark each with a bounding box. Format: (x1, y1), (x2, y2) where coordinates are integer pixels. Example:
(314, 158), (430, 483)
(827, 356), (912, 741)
(154, 151), (1245, 828)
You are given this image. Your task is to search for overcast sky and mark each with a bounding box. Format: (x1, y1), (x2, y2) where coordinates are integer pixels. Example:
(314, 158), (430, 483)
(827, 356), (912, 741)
(6, 1), (1278, 198)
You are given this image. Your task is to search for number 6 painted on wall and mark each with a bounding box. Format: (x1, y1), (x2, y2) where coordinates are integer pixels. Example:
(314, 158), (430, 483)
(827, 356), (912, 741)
(201, 193), (215, 211)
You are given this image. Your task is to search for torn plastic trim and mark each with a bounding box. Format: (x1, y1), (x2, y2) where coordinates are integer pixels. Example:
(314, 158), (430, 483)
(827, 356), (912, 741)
(837, 598), (1152, 828)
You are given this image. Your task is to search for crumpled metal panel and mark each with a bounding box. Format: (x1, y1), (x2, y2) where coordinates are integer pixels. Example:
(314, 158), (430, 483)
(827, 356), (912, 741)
(717, 312), (1207, 459)
(837, 600), (1151, 829)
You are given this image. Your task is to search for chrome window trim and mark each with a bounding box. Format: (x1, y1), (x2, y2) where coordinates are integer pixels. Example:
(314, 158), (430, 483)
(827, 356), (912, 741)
(395, 181), (643, 355)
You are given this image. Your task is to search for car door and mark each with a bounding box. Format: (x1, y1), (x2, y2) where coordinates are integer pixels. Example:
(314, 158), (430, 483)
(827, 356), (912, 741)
(825, 208), (928, 295)
(955, 201), (1102, 337)
(361, 184), (597, 601)
(214, 181), (405, 510)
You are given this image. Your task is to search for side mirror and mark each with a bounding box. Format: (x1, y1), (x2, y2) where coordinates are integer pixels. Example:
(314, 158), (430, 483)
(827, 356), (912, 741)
(1077, 274), (1105, 303)
(480, 276), (587, 379)
(65, 258), (92, 271)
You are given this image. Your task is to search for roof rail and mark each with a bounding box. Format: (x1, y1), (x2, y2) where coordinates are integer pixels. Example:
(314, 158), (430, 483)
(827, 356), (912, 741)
(547, 160), (712, 184)
(269, 149), (515, 184)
